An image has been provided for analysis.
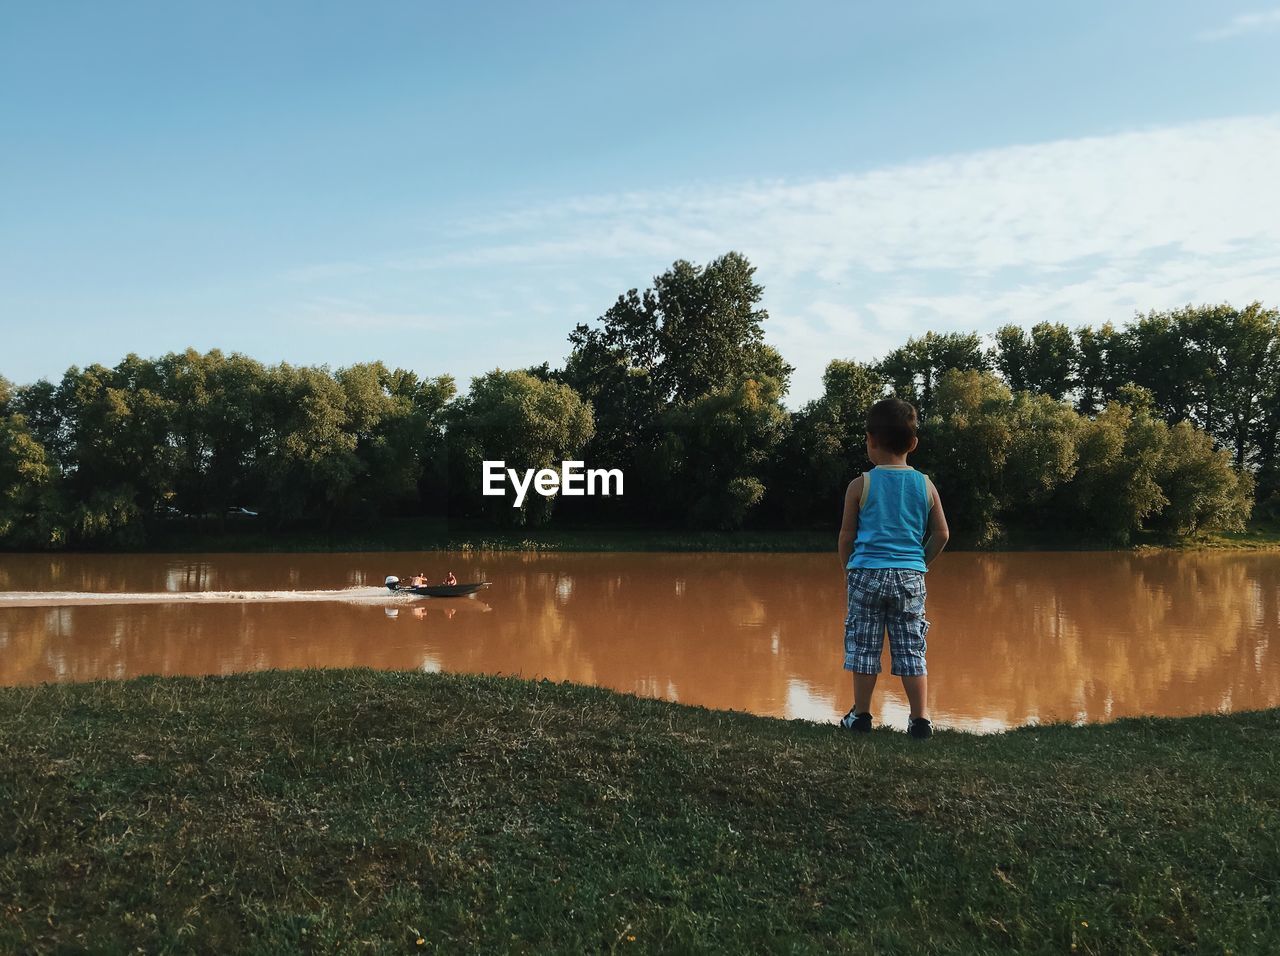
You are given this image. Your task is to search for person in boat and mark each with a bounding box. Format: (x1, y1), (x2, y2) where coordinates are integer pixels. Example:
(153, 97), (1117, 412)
(444, 571), (458, 586)
(410, 572), (427, 587)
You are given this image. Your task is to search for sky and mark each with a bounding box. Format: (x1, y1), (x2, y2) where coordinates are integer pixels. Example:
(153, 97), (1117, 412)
(2, 1), (1279, 405)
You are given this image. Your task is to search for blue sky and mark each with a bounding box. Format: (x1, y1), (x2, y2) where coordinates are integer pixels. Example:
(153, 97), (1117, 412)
(3, 1), (1279, 404)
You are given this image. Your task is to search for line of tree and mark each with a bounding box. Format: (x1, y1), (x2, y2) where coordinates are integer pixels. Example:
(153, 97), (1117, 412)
(2, 252), (1275, 549)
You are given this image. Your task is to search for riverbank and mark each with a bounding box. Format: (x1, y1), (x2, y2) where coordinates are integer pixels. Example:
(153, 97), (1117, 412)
(48, 516), (1280, 554)
(2, 670), (1277, 953)
(1141, 521), (1280, 551)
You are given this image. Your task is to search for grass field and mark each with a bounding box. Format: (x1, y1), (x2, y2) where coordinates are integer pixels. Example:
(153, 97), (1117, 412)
(1154, 521), (1280, 552)
(2, 669), (1277, 953)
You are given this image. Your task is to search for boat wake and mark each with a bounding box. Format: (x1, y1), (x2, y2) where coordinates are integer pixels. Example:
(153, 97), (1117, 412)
(0, 587), (421, 608)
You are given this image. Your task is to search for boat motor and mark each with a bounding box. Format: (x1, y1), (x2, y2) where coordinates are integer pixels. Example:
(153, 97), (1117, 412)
(385, 575), (399, 592)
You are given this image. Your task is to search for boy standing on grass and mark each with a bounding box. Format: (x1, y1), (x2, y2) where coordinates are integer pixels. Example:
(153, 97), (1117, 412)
(837, 398), (949, 740)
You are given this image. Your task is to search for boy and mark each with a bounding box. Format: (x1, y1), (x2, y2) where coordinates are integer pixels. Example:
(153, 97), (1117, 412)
(836, 398), (949, 739)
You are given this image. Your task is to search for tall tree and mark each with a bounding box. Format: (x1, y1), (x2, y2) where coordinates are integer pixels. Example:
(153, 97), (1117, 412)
(656, 374), (790, 529)
(0, 409), (62, 547)
(1175, 302), (1280, 469)
(772, 361), (886, 524)
(1153, 421), (1253, 537)
(445, 370), (594, 527)
(914, 371), (1012, 547)
(336, 362), (455, 517)
(256, 364), (360, 526)
(564, 252), (791, 523)
(1074, 322), (1123, 416)
(1118, 311), (1204, 423)
(53, 357), (178, 543)
(877, 331), (986, 418)
(159, 349), (270, 520)
(991, 322), (1077, 400)
(1094, 304), (1280, 506)
(1063, 385), (1173, 545)
(913, 371), (1081, 546)
(567, 253), (789, 404)
(1257, 364), (1280, 515)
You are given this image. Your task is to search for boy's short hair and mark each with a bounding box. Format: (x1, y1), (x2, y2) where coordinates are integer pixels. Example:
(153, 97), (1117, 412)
(866, 398), (918, 454)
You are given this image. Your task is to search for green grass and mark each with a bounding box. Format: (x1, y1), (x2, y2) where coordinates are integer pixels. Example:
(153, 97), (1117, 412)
(2, 670), (1277, 953)
(1161, 519), (1280, 552)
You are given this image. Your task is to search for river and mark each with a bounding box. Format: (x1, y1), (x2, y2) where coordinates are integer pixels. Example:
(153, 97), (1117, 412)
(1, 551), (1276, 732)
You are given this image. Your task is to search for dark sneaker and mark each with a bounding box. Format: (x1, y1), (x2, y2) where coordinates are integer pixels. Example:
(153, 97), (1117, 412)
(839, 709), (872, 732)
(907, 717), (933, 740)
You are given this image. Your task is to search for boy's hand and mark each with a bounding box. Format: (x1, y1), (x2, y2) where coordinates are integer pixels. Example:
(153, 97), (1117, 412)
(837, 476), (862, 570)
(923, 478), (950, 566)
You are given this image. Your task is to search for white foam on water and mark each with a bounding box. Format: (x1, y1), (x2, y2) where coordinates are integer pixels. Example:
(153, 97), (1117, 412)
(0, 587), (418, 608)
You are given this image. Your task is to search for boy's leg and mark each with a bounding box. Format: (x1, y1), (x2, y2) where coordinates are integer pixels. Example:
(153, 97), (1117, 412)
(886, 571), (930, 720)
(900, 675), (928, 721)
(844, 570), (887, 713)
(853, 670), (878, 714)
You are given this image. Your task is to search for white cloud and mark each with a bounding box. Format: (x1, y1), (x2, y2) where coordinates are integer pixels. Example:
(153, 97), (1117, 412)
(1197, 8), (1280, 41)
(285, 114), (1280, 403)
(446, 115), (1280, 280)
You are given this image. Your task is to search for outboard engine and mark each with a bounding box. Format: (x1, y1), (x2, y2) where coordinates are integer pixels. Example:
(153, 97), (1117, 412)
(385, 575), (399, 592)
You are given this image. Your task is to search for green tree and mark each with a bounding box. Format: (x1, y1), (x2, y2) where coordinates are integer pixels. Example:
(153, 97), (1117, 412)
(564, 252), (791, 524)
(11, 380), (63, 455)
(773, 361), (886, 524)
(991, 322), (1077, 400)
(1175, 303), (1280, 470)
(1002, 390), (1082, 511)
(1100, 304), (1280, 511)
(915, 371), (1014, 546)
(657, 374), (790, 529)
(53, 357), (178, 544)
(157, 349), (271, 521)
(1258, 380), (1280, 517)
(1118, 311), (1204, 424)
(256, 364), (360, 526)
(446, 371), (595, 527)
(1070, 305), (1280, 510)
(336, 362), (455, 518)
(0, 410), (63, 547)
(877, 331), (987, 418)
(569, 252), (788, 404)
(915, 371), (1081, 546)
(561, 327), (663, 496)
(1074, 322), (1123, 416)
(1152, 421), (1253, 536)
(1063, 386), (1171, 545)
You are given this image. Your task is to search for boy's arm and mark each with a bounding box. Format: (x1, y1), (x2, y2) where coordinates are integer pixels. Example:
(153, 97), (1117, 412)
(923, 478), (950, 566)
(837, 476), (862, 571)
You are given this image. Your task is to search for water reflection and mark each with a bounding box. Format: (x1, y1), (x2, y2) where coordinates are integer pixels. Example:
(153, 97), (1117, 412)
(0, 551), (1276, 732)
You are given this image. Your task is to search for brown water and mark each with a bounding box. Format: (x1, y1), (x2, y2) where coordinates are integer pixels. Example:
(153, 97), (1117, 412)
(1, 551), (1277, 732)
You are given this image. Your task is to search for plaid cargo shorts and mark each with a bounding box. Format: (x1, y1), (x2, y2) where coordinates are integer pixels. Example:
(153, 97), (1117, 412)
(843, 568), (930, 676)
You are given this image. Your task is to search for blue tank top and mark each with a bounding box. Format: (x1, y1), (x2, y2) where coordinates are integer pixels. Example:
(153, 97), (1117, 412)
(848, 466), (930, 572)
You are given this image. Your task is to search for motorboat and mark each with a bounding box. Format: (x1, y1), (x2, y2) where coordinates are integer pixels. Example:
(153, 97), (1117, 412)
(385, 576), (491, 598)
